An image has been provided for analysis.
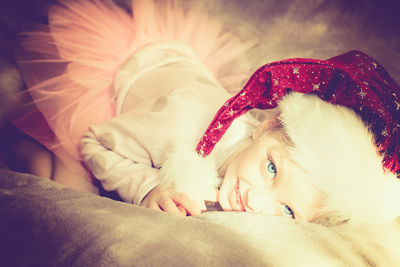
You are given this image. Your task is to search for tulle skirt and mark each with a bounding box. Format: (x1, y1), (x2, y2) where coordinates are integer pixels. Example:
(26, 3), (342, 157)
(12, 0), (257, 179)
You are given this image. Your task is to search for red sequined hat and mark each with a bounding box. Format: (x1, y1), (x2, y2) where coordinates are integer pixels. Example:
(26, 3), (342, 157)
(196, 50), (400, 174)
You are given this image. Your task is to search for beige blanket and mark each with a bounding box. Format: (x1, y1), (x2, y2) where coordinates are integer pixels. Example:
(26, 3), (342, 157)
(1, 167), (400, 266)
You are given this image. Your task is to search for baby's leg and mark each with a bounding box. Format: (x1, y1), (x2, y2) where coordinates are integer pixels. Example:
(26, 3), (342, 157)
(52, 155), (99, 194)
(11, 136), (53, 179)
(1, 121), (99, 194)
(0, 120), (50, 176)
(0, 58), (99, 194)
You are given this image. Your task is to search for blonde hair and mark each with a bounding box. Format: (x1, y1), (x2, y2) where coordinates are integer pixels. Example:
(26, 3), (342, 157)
(214, 112), (259, 176)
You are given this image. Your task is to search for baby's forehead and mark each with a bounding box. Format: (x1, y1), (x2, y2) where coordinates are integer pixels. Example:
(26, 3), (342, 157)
(258, 127), (292, 149)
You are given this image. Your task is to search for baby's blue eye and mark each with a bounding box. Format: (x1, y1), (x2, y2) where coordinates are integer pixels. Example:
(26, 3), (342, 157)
(267, 161), (276, 176)
(282, 205), (295, 219)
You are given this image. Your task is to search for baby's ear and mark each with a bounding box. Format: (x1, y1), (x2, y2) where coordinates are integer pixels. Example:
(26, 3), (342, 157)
(252, 114), (281, 140)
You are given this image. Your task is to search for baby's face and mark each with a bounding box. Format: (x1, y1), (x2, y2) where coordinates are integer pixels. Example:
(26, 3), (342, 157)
(219, 127), (323, 221)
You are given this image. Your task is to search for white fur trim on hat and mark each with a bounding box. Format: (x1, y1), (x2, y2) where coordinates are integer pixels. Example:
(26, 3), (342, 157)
(159, 142), (221, 204)
(278, 92), (400, 224)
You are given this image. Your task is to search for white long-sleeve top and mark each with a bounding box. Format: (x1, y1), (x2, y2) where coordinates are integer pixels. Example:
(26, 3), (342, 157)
(80, 43), (251, 204)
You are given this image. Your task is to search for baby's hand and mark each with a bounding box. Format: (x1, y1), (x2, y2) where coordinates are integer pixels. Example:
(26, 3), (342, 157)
(141, 186), (201, 216)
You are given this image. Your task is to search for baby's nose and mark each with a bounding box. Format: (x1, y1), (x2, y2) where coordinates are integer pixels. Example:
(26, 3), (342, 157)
(245, 188), (277, 214)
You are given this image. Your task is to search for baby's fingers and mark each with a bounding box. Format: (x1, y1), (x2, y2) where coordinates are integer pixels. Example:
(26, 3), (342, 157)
(159, 196), (185, 215)
(173, 193), (201, 216)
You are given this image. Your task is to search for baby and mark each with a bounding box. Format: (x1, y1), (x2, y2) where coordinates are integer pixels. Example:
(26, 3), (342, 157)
(11, 0), (400, 226)
(190, 50), (400, 225)
(81, 43), (400, 225)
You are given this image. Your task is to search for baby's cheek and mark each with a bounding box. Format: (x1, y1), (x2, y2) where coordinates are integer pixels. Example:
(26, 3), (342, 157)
(237, 163), (265, 188)
(220, 174), (234, 193)
(235, 157), (255, 178)
(246, 188), (279, 214)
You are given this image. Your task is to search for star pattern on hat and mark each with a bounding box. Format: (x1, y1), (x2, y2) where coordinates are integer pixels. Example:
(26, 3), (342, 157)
(198, 145), (205, 156)
(312, 83), (320, 91)
(293, 67), (300, 75)
(395, 101), (400, 110)
(214, 122), (222, 130)
(382, 128), (389, 137)
(358, 89), (367, 99)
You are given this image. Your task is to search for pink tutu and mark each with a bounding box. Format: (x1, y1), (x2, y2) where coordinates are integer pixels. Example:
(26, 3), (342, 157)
(13, 0), (257, 179)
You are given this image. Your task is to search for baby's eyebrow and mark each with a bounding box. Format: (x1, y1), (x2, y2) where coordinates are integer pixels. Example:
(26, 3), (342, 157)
(269, 148), (289, 172)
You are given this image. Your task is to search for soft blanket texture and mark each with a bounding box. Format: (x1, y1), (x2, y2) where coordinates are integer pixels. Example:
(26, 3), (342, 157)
(1, 166), (400, 266)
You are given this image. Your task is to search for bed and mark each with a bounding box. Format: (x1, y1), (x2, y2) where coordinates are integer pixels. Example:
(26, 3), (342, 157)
(1, 0), (400, 266)
(1, 165), (400, 266)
